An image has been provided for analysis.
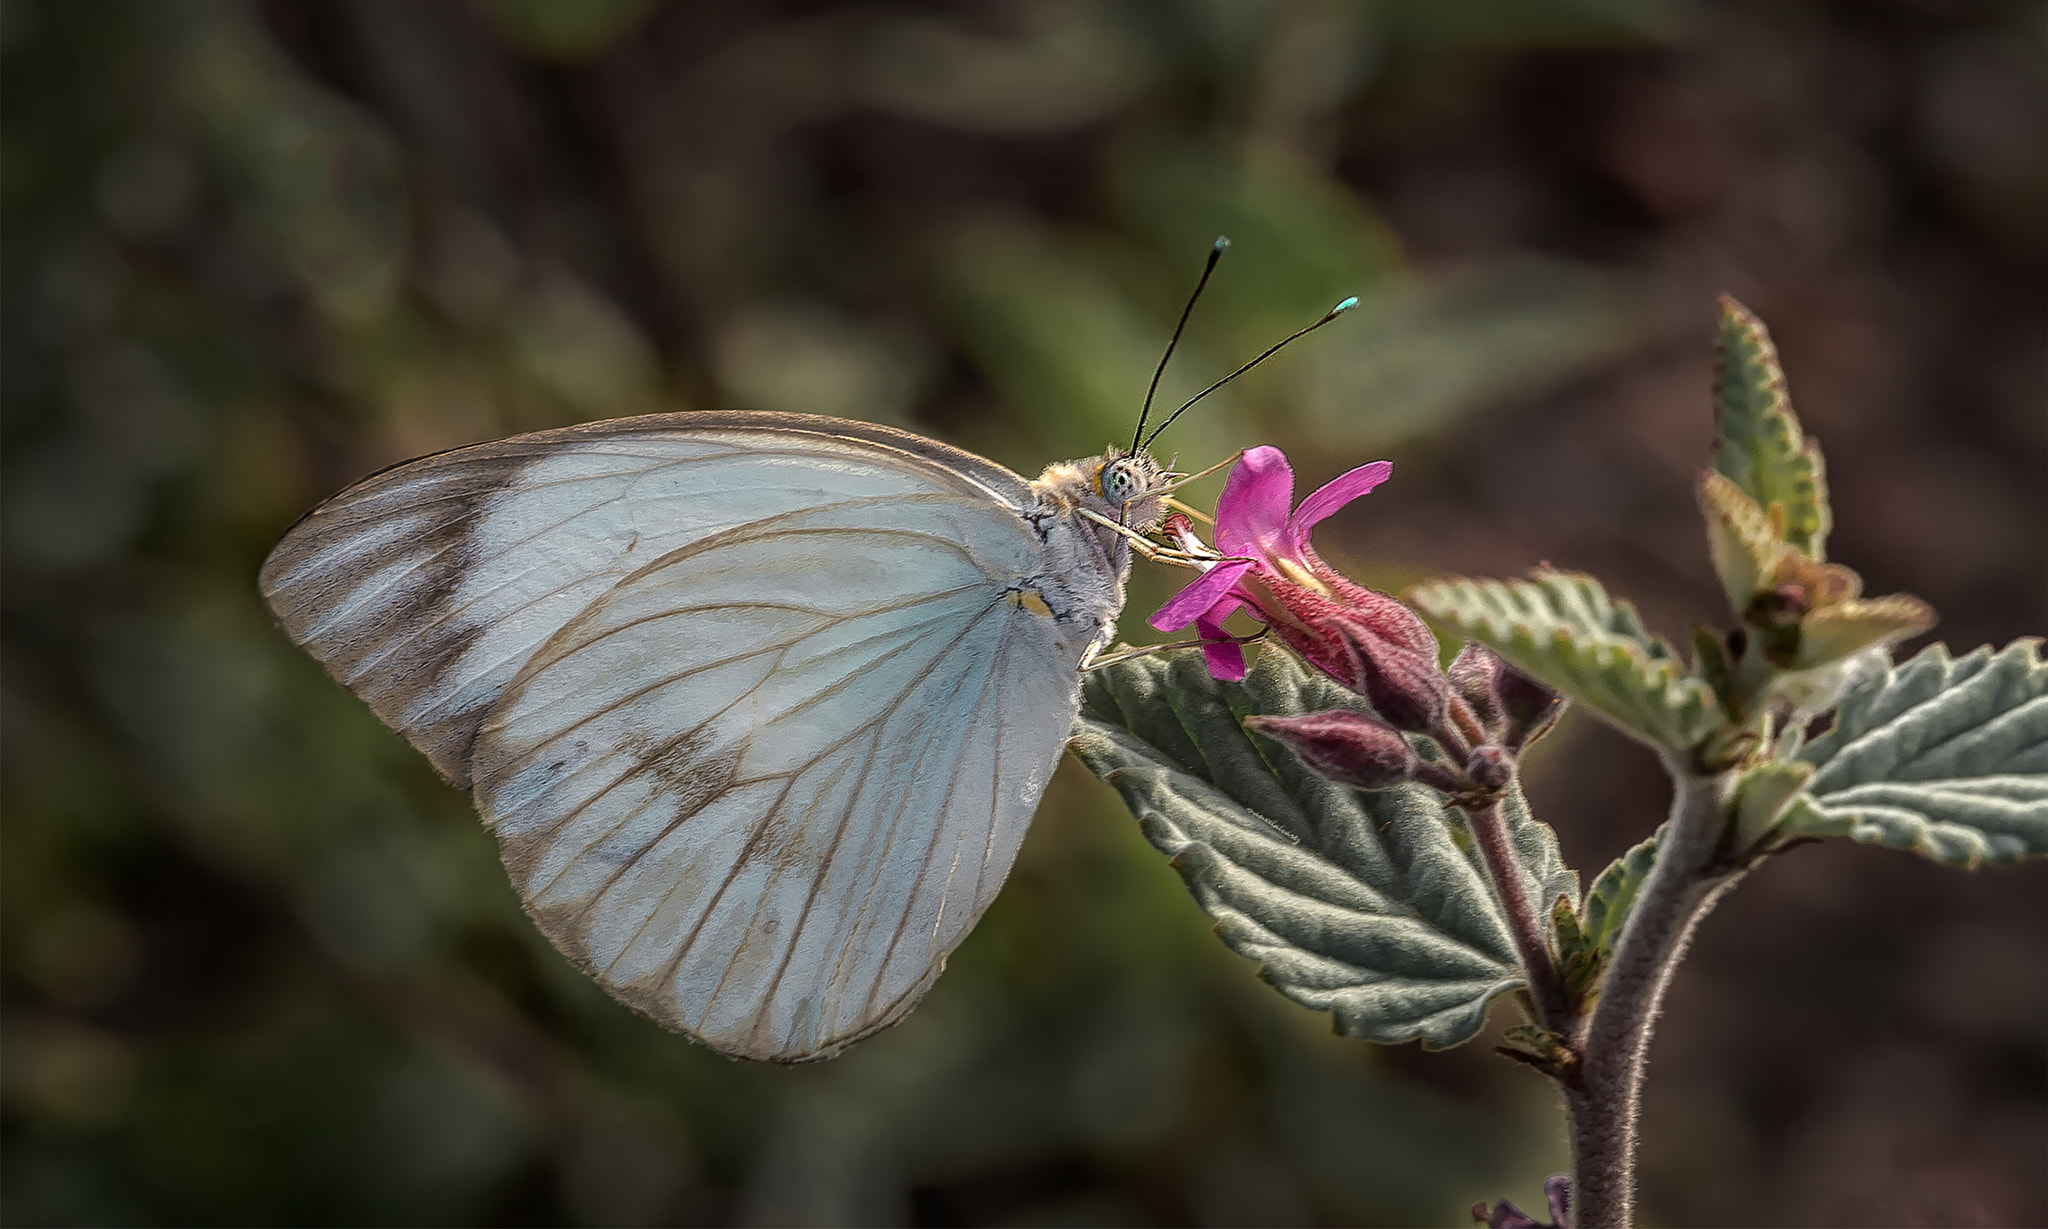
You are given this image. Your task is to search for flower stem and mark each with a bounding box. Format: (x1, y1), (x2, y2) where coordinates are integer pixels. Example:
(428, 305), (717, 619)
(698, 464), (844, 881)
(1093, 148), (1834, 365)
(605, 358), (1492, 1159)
(1564, 763), (1746, 1228)
(1465, 799), (1571, 1031)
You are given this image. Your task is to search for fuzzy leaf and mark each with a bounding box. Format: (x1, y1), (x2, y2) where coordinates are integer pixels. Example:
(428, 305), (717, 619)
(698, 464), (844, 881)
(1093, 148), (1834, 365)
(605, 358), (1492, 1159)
(1498, 1023), (1575, 1078)
(1409, 570), (1723, 752)
(1782, 641), (2048, 866)
(1555, 829), (1659, 1010)
(1729, 760), (1815, 854)
(1712, 295), (1832, 558)
(1069, 648), (1577, 1049)
(1698, 470), (1783, 614)
(1583, 830), (1659, 953)
(1551, 895), (1598, 1012)
(1794, 596), (1937, 670)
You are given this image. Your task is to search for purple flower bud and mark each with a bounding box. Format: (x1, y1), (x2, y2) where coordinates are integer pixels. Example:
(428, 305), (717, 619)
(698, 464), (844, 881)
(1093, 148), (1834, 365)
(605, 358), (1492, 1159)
(1464, 745), (1516, 792)
(1247, 710), (1417, 790)
(1335, 622), (1452, 736)
(1472, 1175), (1571, 1229)
(1493, 660), (1563, 750)
(1449, 642), (1505, 734)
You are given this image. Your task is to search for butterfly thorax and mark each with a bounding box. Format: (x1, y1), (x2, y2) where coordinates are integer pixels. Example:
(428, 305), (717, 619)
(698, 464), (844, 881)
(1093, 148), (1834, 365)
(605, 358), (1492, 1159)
(1013, 451), (1171, 660)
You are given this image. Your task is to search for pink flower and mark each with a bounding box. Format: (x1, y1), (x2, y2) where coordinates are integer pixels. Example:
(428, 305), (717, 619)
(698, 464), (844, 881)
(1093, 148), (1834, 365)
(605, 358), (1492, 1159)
(1151, 446), (1438, 695)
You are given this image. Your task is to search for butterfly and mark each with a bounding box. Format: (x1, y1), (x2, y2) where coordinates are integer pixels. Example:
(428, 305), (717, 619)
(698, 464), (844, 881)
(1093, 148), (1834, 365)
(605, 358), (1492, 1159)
(261, 238), (1349, 1061)
(260, 410), (1177, 1061)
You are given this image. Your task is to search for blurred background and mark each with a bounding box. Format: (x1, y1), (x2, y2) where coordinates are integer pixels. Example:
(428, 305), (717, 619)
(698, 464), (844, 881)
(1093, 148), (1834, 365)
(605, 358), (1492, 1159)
(3, 0), (2043, 1223)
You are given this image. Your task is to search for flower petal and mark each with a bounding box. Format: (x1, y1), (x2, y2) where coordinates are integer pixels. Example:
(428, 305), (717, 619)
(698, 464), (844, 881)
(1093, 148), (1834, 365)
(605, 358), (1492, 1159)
(1292, 460), (1393, 540)
(1149, 559), (1252, 631)
(1197, 614), (1247, 681)
(1214, 446), (1296, 558)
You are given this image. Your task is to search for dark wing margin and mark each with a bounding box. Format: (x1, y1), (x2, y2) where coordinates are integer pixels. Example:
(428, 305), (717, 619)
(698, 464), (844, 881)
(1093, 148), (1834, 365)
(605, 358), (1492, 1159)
(259, 448), (530, 785)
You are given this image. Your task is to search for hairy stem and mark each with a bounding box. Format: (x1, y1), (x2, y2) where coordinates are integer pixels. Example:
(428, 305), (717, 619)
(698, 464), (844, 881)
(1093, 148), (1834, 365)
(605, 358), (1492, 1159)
(1566, 764), (1745, 1229)
(1465, 799), (1570, 1031)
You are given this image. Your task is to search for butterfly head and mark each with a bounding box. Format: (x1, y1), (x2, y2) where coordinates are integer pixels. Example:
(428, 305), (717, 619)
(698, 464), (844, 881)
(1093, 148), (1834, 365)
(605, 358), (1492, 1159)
(1031, 449), (1171, 534)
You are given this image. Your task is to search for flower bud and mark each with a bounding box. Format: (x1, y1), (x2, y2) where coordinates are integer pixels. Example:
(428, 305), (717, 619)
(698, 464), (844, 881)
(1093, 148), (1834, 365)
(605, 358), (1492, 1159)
(1247, 710), (1417, 790)
(1464, 744), (1516, 792)
(1334, 622), (1452, 735)
(1448, 642), (1505, 735)
(1493, 660), (1563, 751)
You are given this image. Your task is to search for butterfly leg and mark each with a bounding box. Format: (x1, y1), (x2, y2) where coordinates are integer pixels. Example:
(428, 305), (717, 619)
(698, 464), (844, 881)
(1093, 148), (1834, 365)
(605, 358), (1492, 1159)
(1081, 627), (1268, 672)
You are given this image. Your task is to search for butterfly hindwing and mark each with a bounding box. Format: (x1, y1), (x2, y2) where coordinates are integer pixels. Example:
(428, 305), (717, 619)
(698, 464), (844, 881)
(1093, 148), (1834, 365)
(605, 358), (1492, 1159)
(476, 495), (1086, 1060)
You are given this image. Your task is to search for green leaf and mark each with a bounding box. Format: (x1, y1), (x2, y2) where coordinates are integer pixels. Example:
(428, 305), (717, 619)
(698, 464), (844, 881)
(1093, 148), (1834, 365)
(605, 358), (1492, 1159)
(1728, 760), (1815, 854)
(1793, 596), (1937, 671)
(1550, 895), (1597, 1012)
(1581, 830), (1660, 950)
(1697, 470), (1783, 615)
(1555, 828), (1660, 1009)
(1711, 296), (1832, 558)
(1498, 1022), (1575, 1078)
(1781, 641), (2048, 866)
(1408, 570), (1723, 752)
(1068, 648), (1577, 1049)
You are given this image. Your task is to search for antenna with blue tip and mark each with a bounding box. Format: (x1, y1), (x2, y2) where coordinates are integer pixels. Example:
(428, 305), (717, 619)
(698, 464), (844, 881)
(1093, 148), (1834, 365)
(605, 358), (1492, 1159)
(1141, 294), (1359, 451)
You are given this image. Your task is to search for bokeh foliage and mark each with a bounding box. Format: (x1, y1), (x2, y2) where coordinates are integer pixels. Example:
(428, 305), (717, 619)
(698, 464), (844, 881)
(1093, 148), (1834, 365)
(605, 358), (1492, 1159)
(0, 1), (1651, 1222)
(4, 0), (2042, 1225)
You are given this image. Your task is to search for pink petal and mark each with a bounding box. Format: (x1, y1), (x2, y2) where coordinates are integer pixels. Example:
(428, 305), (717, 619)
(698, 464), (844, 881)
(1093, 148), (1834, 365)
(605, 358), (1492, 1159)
(1149, 560), (1253, 631)
(1292, 460), (1393, 540)
(1196, 614), (1245, 680)
(1214, 446), (1296, 559)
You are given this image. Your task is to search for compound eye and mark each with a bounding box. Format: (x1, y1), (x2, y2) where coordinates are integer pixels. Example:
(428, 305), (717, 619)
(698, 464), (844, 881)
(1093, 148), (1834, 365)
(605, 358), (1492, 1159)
(1101, 461), (1140, 505)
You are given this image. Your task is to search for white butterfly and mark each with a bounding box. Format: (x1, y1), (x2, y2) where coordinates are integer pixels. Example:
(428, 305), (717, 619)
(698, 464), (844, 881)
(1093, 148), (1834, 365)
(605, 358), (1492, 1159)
(261, 411), (1173, 1061)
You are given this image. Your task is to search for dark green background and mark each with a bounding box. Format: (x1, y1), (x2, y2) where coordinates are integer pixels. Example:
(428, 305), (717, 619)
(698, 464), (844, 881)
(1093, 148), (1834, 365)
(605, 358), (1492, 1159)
(5, 0), (2043, 1224)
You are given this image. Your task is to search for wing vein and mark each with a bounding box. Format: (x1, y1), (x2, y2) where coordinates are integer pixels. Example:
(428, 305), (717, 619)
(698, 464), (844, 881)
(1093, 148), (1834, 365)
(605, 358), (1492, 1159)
(744, 605), (1008, 1046)
(664, 601), (1010, 1029)
(486, 587), (984, 789)
(852, 599), (1014, 1019)
(522, 596), (986, 909)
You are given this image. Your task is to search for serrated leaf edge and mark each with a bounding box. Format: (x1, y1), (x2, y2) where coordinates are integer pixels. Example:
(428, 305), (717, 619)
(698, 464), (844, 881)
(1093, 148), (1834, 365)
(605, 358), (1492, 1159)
(1409, 571), (1722, 751)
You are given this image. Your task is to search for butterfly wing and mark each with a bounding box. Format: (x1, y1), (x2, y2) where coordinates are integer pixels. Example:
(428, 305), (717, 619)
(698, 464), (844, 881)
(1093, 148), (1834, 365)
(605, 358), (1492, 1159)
(259, 412), (1036, 786)
(261, 413), (1108, 1060)
(477, 494), (1094, 1059)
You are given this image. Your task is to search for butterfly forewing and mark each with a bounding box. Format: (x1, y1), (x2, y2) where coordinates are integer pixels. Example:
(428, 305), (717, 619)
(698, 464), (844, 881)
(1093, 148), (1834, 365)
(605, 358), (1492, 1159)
(261, 413), (1106, 1061)
(259, 413), (1035, 786)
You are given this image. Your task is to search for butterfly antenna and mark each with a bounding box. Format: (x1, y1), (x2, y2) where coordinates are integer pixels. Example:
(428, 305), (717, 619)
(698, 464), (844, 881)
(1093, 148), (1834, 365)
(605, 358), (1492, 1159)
(1142, 295), (1358, 451)
(1131, 236), (1230, 455)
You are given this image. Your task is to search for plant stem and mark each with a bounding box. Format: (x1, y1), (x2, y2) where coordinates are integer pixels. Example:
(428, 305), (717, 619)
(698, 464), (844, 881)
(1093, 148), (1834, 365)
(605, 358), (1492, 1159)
(1565, 762), (1746, 1229)
(1465, 798), (1571, 1031)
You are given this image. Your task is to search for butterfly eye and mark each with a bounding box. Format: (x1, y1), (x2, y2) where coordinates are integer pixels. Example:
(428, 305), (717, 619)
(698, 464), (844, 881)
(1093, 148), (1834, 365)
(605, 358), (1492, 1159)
(1101, 460), (1142, 506)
